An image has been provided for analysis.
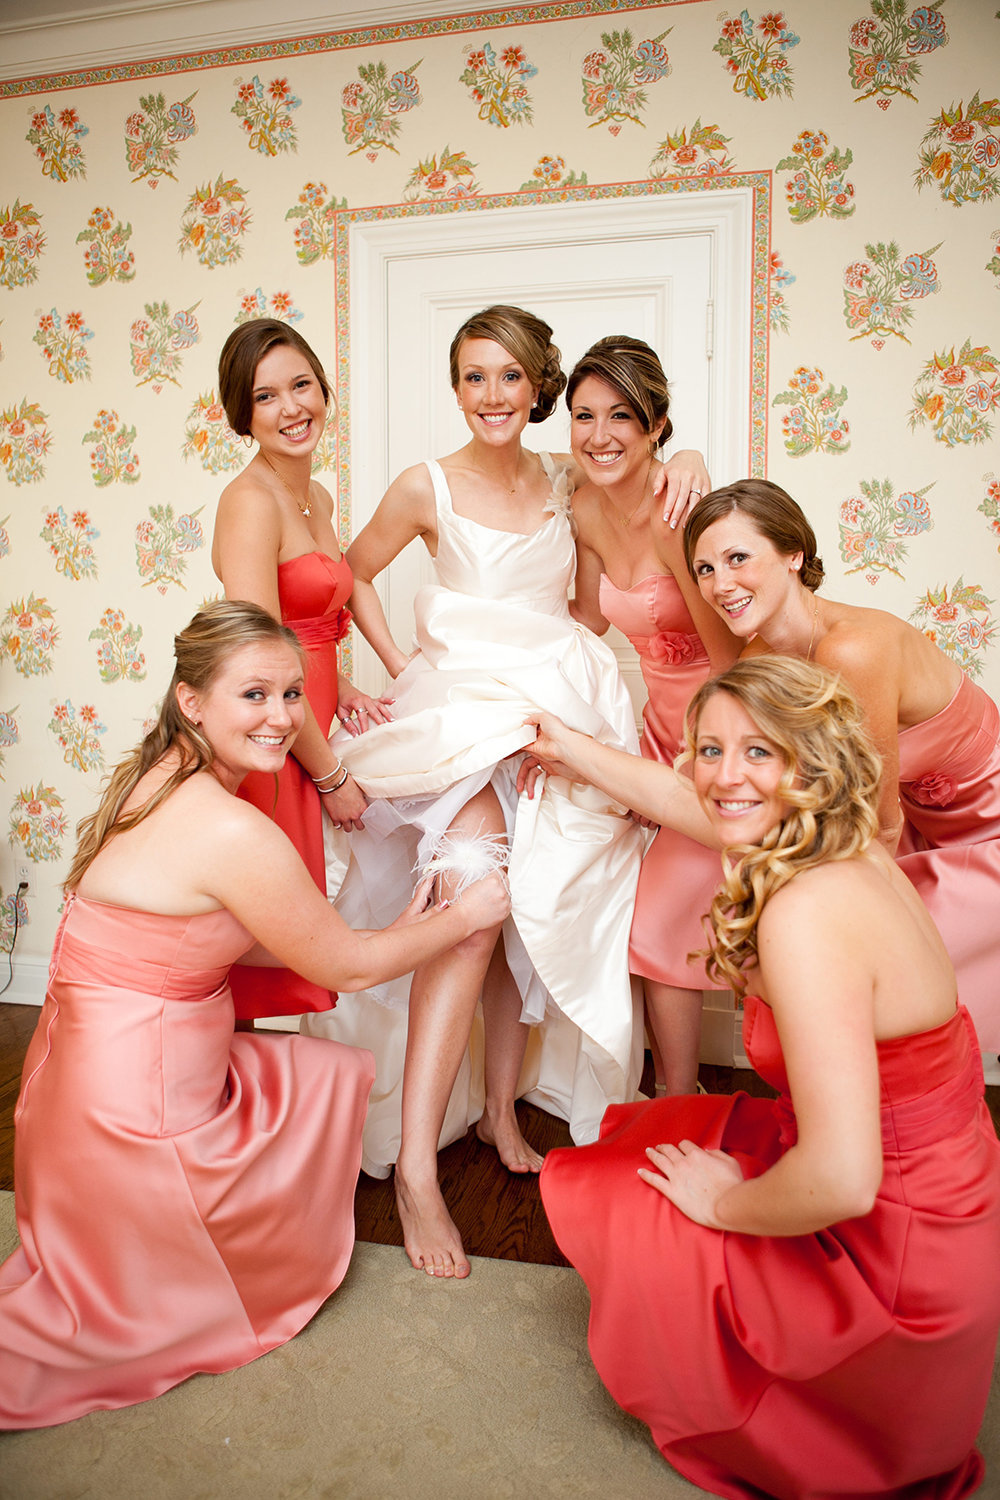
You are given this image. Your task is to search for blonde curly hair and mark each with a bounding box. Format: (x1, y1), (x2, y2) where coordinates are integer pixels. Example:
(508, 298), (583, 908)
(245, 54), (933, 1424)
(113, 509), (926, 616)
(681, 656), (882, 992)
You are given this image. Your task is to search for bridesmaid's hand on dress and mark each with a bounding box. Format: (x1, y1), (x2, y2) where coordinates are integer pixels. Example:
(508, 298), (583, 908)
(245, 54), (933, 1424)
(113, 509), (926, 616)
(638, 1139), (745, 1229)
(335, 677), (395, 735)
(320, 773), (369, 833)
(651, 450), (712, 529)
(518, 713), (583, 795)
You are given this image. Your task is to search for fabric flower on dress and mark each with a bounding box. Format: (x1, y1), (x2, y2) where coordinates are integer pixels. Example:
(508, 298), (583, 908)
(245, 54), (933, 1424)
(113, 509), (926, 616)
(648, 631), (698, 665)
(542, 463), (577, 535)
(908, 772), (955, 807)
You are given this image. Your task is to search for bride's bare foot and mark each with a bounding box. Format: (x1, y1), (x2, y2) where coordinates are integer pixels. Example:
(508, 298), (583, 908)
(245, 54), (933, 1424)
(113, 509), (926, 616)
(394, 1163), (470, 1279)
(476, 1101), (544, 1173)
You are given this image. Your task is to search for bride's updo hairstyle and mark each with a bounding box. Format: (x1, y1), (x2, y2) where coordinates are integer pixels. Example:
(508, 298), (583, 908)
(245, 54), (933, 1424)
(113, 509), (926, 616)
(448, 305), (566, 422)
(683, 479), (826, 592)
(218, 318), (331, 437)
(66, 601), (305, 889)
(680, 656), (880, 992)
(566, 335), (673, 448)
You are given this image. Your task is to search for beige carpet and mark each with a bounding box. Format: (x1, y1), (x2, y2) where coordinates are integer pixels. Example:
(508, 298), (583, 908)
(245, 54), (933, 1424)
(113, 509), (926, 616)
(2, 1191), (999, 1500)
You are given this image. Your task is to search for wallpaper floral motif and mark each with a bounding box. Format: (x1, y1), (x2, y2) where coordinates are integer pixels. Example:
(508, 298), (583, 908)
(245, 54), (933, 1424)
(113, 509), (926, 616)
(0, 0), (997, 970)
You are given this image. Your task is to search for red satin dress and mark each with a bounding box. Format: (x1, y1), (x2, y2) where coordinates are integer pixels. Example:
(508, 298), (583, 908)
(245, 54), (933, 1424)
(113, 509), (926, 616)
(896, 674), (1000, 1050)
(230, 550), (353, 1020)
(541, 998), (1000, 1499)
(598, 573), (724, 991)
(0, 895), (374, 1429)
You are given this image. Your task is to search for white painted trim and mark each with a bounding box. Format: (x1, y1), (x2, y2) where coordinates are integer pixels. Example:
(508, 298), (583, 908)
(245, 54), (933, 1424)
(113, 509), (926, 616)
(0, 0), (510, 81)
(2, 960), (47, 1008)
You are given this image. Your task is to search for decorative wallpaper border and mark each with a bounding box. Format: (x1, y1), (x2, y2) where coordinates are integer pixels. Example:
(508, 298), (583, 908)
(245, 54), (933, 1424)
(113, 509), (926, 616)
(332, 169), (772, 533)
(0, 0), (701, 99)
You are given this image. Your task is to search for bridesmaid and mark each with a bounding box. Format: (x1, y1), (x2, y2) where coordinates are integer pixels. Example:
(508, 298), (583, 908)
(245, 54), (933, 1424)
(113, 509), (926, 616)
(567, 335), (736, 1096)
(535, 657), (1000, 1500)
(684, 478), (1000, 1051)
(213, 318), (392, 1023)
(0, 601), (508, 1429)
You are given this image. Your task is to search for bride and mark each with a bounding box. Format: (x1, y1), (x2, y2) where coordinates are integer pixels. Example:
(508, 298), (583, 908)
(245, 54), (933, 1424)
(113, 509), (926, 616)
(304, 304), (708, 1278)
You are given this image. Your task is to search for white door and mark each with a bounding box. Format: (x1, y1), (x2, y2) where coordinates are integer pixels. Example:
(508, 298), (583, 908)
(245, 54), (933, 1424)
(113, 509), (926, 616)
(347, 192), (752, 706)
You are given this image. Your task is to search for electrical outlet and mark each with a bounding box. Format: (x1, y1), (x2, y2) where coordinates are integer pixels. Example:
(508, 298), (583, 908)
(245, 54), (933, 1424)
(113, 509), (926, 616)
(16, 860), (32, 898)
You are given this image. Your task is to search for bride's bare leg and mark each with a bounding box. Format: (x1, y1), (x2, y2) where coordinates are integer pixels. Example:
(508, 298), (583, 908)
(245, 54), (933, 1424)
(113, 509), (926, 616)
(394, 787), (505, 1279)
(476, 942), (543, 1172)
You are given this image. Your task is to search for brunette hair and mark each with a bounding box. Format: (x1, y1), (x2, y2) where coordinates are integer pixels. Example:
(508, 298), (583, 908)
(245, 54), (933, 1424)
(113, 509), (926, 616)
(218, 319), (331, 437)
(65, 601), (305, 889)
(448, 305), (566, 422)
(681, 656), (880, 991)
(565, 335), (673, 447)
(683, 479), (825, 591)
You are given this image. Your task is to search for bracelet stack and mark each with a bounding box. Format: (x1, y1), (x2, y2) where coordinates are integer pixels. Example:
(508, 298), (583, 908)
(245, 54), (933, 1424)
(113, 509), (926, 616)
(312, 762), (350, 795)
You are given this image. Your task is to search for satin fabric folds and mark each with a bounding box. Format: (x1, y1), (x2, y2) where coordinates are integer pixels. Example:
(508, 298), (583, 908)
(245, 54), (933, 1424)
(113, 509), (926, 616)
(304, 456), (644, 1177)
(0, 896), (373, 1429)
(541, 998), (1000, 1500)
(231, 549), (354, 1020)
(896, 672), (1000, 1049)
(596, 571), (727, 994)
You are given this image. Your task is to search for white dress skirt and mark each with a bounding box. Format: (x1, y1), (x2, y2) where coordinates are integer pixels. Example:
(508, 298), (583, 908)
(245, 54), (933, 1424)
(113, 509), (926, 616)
(302, 455), (644, 1177)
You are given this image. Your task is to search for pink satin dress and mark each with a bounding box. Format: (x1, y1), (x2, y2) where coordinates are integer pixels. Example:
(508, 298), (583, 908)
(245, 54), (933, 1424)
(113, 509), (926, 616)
(541, 998), (1000, 1499)
(598, 573), (724, 991)
(231, 550), (353, 1020)
(0, 894), (374, 1429)
(896, 674), (1000, 1050)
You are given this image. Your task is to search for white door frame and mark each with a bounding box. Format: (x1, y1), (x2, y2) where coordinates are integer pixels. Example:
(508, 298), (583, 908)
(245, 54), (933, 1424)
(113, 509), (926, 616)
(345, 185), (758, 556)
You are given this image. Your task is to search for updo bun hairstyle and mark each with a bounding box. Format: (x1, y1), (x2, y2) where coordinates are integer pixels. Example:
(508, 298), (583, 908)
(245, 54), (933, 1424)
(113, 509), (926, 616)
(566, 334), (673, 449)
(682, 479), (825, 592)
(448, 305), (566, 422)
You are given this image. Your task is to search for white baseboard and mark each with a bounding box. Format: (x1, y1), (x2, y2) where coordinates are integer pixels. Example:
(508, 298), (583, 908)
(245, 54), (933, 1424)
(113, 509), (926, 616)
(2, 960), (46, 1008)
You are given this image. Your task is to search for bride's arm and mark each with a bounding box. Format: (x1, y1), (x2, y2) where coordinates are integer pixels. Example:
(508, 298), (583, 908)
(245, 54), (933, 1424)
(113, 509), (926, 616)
(347, 466), (435, 679)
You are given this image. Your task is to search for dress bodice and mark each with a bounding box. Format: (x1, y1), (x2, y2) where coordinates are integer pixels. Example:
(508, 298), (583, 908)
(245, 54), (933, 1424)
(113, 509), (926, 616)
(598, 572), (708, 667)
(897, 672), (999, 790)
(426, 455), (576, 617)
(276, 551), (353, 639)
(743, 994), (984, 1151)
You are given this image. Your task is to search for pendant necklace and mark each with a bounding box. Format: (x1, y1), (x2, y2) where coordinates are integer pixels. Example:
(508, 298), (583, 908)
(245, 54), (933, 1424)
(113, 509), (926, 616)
(261, 452), (311, 517)
(806, 599), (819, 661)
(615, 460), (653, 528)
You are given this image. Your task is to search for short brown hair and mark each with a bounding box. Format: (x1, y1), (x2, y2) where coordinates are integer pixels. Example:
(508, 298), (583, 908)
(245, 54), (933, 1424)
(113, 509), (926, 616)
(683, 479), (825, 591)
(218, 319), (331, 436)
(448, 305), (566, 422)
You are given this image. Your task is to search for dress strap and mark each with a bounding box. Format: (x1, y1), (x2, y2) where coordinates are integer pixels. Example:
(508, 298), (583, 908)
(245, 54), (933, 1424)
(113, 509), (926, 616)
(424, 459), (453, 521)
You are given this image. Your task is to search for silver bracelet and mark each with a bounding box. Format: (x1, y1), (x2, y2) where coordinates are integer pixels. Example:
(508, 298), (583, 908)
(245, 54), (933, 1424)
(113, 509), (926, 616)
(317, 767), (350, 794)
(312, 762), (345, 785)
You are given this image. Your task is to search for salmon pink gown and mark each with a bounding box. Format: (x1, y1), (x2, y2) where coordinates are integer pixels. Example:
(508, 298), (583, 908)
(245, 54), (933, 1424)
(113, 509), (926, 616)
(541, 998), (1000, 1499)
(896, 673), (1000, 1050)
(231, 550), (353, 1020)
(0, 894), (373, 1429)
(598, 573), (725, 992)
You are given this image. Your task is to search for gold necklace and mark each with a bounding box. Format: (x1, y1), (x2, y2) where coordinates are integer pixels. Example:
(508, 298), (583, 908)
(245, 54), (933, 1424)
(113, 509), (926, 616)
(261, 452), (311, 517)
(806, 598), (819, 661)
(613, 460), (653, 528)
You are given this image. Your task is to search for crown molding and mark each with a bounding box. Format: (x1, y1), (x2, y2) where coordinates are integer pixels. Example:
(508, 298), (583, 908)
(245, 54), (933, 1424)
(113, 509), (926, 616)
(0, 0), (507, 83)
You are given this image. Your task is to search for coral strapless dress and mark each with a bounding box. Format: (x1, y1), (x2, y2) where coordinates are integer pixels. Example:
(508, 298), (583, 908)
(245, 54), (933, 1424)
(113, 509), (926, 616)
(541, 998), (1000, 1499)
(305, 456), (644, 1176)
(896, 673), (1000, 1050)
(598, 573), (726, 991)
(0, 895), (373, 1429)
(231, 550), (353, 1020)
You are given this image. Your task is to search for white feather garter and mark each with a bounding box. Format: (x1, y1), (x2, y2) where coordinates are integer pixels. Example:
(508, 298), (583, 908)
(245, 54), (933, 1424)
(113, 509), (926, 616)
(416, 828), (510, 898)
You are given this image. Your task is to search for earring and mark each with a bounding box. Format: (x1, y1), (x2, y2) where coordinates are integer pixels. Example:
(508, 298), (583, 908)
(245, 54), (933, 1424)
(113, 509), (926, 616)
(242, 434), (254, 448)
(531, 400), (538, 409)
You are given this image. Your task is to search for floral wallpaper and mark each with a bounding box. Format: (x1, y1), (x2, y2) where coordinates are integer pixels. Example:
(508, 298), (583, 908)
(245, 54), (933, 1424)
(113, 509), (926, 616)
(1, 0), (998, 975)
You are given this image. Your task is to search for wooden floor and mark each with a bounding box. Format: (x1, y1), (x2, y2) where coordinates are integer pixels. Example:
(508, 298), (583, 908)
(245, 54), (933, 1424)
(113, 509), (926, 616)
(4, 1001), (1000, 1269)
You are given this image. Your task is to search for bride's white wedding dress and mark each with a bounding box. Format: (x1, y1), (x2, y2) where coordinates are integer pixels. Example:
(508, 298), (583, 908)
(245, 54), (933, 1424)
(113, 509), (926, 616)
(302, 454), (644, 1177)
